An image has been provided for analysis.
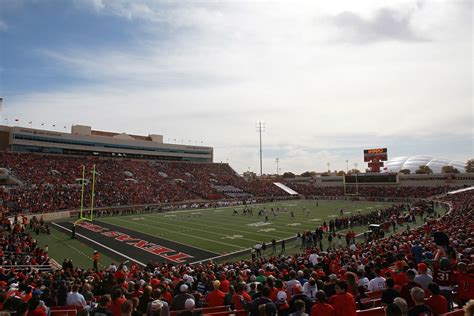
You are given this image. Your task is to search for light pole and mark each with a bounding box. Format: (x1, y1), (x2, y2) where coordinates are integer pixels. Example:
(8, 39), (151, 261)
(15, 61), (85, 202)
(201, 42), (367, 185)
(327, 162), (330, 173)
(346, 160), (349, 173)
(256, 121), (265, 176)
(276, 158), (280, 176)
(354, 163), (359, 194)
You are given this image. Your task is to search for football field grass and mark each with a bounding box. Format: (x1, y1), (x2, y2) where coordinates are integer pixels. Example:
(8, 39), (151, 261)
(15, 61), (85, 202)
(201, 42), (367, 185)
(95, 200), (393, 254)
(37, 200), (399, 267)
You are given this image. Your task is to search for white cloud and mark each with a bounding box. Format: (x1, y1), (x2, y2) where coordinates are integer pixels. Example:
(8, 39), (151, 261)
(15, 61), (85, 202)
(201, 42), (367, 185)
(5, 0), (473, 174)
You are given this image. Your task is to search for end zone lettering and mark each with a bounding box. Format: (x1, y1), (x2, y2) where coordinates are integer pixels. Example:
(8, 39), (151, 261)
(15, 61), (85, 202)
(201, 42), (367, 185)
(76, 221), (193, 263)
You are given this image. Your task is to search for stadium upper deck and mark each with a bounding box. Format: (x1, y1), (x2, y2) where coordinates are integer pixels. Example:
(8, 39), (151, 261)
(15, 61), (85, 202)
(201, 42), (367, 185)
(0, 125), (213, 162)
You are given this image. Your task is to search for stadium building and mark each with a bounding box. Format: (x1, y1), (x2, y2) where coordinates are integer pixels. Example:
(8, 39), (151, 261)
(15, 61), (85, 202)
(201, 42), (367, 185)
(0, 124), (213, 162)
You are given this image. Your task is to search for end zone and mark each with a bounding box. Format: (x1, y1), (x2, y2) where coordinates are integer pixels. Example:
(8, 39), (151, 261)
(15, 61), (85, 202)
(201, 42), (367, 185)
(53, 220), (218, 265)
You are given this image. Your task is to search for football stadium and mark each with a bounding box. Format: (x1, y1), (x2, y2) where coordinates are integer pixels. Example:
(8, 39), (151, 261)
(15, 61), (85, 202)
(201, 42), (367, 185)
(1, 2), (473, 316)
(0, 123), (473, 316)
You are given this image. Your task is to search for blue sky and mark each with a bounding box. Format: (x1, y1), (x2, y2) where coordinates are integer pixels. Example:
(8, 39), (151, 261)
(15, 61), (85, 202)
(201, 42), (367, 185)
(0, 0), (472, 174)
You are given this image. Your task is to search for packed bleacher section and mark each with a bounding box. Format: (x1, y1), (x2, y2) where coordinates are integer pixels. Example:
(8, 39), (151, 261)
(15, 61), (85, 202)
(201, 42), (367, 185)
(286, 183), (453, 199)
(0, 153), (290, 215)
(0, 187), (472, 315)
(1, 152), (463, 216)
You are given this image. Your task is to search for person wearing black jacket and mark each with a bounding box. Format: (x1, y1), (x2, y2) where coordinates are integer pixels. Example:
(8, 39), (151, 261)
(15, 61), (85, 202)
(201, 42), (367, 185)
(288, 285), (313, 315)
(91, 295), (113, 316)
(381, 278), (400, 305)
(56, 280), (68, 306)
(241, 286), (276, 316)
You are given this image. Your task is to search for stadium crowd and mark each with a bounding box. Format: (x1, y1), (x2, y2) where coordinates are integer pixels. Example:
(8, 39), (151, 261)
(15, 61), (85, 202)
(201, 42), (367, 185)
(0, 188), (472, 316)
(0, 153), (460, 218)
(285, 184), (452, 200)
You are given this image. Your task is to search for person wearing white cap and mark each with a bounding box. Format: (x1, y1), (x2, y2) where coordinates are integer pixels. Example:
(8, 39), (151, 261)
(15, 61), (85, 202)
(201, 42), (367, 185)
(170, 284), (194, 311)
(144, 289), (169, 316)
(185, 298), (195, 310)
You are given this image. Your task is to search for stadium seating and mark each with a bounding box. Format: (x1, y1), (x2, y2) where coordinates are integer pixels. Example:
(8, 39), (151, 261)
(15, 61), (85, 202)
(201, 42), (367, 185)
(170, 305), (230, 316)
(355, 307), (384, 316)
(441, 309), (465, 315)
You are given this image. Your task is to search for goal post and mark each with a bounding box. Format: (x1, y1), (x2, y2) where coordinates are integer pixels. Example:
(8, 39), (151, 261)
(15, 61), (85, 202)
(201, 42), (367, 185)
(75, 164), (96, 225)
(343, 174), (359, 196)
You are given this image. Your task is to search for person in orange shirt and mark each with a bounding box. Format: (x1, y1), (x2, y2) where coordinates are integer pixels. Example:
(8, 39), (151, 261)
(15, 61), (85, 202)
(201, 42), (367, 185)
(328, 281), (356, 316)
(311, 291), (334, 316)
(206, 280), (225, 307)
(21, 286), (33, 303)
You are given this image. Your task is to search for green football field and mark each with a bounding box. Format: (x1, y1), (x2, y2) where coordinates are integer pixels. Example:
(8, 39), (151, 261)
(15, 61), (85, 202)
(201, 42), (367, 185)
(94, 200), (393, 254)
(36, 200), (403, 268)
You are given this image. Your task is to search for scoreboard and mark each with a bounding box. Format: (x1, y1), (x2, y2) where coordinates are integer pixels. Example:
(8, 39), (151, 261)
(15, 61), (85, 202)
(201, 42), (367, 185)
(363, 148), (388, 162)
(363, 148), (388, 172)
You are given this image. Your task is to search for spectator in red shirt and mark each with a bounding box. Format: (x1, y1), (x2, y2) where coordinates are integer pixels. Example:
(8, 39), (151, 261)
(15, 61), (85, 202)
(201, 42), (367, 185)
(328, 281), (356, 316)
(311, 291), (334, 316)
(27, 298), (47, 316)
(206, 280), (225, 307)
(231, 282), (251, 310)
(219, 274), (230, 293)
(426, 283), (448, 315)
(109, 289), (126, 316)
(455, 262), (474, 307)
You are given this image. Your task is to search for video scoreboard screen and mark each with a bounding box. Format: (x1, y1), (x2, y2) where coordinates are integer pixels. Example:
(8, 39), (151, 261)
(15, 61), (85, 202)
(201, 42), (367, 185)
(363, 148), (388, 162)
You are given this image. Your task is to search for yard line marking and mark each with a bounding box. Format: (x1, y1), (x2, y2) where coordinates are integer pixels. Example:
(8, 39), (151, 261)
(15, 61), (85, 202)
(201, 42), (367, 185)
(49, 229), (107, 269)
(169, 211), (318, 232)
(52, 222), (147, 267)
(137, 213), (295, 238)
(104, 217), (247, 250)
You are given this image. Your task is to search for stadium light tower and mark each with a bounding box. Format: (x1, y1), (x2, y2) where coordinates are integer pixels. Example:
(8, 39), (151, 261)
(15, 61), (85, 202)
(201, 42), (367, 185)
(354, 162), (359, 193)
(256, 121), (265, 176)
(0, 98), (3, 125)
(346, 160), (349, 173)
(276, 158), (280, 176)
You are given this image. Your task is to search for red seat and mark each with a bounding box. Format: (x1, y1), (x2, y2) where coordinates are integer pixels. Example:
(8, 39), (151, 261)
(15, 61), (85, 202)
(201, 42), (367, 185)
(234, 310), (247, 316)
(50, 309), (77, 316)
(365, 291), (383, 299)
(203, 312), (233, 316)
(356, 307), (385, 316)
(371, 298), (382, 307)
(204, 310), (248, 316)
(171, 305), (230, 316)
(441, 310), (464, 316)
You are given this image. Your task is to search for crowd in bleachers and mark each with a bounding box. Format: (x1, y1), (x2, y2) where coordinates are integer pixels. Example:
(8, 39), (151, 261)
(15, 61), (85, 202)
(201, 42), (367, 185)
(0, 153), (291, 215)
(0, 186), (472, 316)
(285, 183), (453, 199)
(0, 153), (463, 217)
(0, 215), (50, 268)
